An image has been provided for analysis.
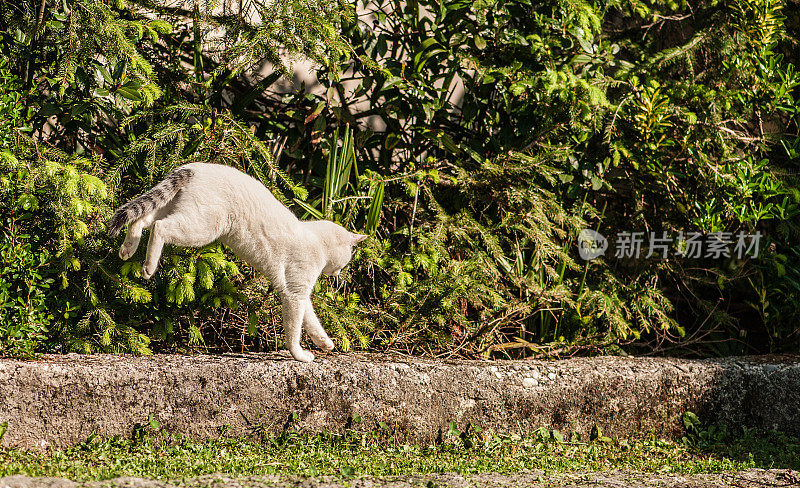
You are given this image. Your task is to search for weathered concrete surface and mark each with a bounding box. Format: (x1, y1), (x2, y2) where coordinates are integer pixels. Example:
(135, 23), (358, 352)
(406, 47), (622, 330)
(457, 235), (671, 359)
(0, 353), (798, 450)
(2, 470), (800, 488)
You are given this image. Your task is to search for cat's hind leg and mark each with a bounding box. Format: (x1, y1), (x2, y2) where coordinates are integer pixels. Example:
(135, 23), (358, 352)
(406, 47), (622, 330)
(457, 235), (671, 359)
(119, 212), (156, 260)
(142, 218), (168, 279)
(281, 294), (315, 362)
(142, 216), (214, 279)
(303, 301), (334, 352)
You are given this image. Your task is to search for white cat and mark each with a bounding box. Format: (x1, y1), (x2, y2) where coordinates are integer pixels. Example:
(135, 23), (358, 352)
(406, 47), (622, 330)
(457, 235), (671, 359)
(109, 162), (367, 362)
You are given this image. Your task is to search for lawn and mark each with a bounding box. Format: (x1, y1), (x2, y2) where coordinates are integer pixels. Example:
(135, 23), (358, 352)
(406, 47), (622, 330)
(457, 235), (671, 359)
(1, 426), (797, 482)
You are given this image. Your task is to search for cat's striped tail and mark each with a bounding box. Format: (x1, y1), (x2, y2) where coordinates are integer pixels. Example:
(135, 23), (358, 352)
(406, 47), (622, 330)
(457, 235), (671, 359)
(108, 167), (194, 236)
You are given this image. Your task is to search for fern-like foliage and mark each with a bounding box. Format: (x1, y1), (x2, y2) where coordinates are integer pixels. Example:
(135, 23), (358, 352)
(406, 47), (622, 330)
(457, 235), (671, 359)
(1, 133), (152, 355)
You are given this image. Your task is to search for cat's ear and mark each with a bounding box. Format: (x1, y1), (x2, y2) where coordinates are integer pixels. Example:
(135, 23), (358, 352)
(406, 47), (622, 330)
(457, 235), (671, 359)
(351, 233), (368, 245)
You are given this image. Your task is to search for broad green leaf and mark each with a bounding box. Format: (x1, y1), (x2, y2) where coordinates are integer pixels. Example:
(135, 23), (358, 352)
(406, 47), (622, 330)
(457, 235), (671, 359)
(366, 181), (385, 235)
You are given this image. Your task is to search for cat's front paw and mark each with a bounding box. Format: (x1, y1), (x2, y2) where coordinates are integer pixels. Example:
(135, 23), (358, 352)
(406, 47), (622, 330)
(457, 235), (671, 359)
(289, 348), (315, 363)
(314, 336), (335, 352)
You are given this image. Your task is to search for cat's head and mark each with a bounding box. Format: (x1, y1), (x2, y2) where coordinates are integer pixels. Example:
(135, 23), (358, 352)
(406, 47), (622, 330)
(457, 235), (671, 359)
(316, 221), (368, 277)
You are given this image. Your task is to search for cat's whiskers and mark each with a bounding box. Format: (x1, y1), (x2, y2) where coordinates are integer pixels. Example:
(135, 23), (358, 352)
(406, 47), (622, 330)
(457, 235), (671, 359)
(331, 274), (345, 295)
(337, 275), (347, 295)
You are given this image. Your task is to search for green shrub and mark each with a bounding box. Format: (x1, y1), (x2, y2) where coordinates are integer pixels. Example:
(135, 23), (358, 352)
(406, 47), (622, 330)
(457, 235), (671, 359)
(1, 0), (798, 358)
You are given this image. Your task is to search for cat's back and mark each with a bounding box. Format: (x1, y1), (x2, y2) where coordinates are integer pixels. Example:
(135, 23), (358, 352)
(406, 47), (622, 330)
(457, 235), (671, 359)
(182, 162), (261, 192)
(180, 163), (286, 210)
(177, 162), (300, 239)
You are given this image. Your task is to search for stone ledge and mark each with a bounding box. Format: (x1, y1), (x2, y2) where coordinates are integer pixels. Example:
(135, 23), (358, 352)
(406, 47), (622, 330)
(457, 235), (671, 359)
(0, 353), (798, 450)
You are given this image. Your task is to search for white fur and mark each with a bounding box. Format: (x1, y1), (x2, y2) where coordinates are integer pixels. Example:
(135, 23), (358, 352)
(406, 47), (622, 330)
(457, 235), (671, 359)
(118, 162), (367, 362)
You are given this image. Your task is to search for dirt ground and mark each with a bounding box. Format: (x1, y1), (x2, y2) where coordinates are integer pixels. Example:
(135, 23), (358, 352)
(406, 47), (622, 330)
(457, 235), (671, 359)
(2, 470), (799, 488)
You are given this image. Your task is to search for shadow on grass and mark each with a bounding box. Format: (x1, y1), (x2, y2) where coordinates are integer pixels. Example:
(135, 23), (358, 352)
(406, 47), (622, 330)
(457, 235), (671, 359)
(695, 428), (800, 470)
(682, 415), (800, 470)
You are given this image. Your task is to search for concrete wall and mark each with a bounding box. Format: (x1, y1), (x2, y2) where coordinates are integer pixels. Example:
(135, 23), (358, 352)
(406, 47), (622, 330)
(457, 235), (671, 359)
(1, 353), (799, 450)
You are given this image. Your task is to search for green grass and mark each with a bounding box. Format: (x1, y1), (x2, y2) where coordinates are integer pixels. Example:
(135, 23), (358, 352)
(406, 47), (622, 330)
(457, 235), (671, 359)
(1, 427), (798, 482)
